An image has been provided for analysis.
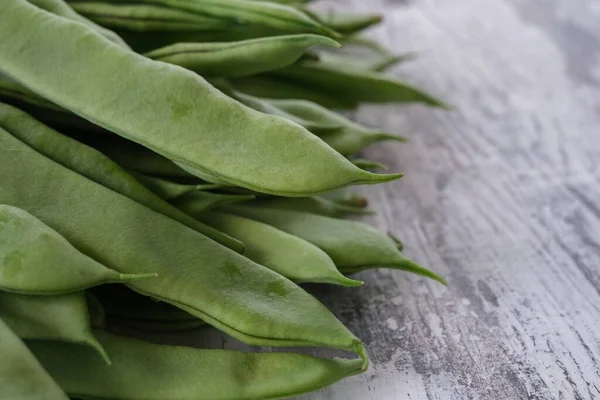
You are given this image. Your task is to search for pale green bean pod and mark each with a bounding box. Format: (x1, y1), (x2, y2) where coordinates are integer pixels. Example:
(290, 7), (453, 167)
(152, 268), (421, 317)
(225, 204), (446, 284)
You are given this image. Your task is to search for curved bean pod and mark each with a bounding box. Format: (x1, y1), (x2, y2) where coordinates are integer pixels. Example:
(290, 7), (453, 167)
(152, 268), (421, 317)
(70, 2), (233, 32)
(130, 171), (223, 200)
(231, 75), (359, 109)
(195, 211), (362, 286)
(225, 204), (446, 284)
(75, 0), (339, 37)
(0, 103), (244, 252)
(30, 332), (365, 400)
(0, 1), (397, 196)
(29, 0), (130, 48)
(0, 129), (368, 361)
(0, 317), (69, 400)
(313, 11), (382, 34)
(265, 98), (407, 155)
(145, 34), (339, 78)
(0, 291), (109, 363)
(269, 58), (449, 107)
(0, 204), (154, 295)
(173, 190), (256, 212)
(245, 196), (372, 218)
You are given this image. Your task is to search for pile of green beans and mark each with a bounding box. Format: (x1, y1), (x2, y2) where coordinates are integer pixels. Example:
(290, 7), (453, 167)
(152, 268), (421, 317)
(0, 0), (447, 399)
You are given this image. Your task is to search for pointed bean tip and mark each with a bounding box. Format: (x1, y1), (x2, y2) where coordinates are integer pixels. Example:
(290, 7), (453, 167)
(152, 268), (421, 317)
(341, 277), (364, 287)
(375, 132), (408, 143)
(361, 171), (403, 184)
(310, 34), (341, 49)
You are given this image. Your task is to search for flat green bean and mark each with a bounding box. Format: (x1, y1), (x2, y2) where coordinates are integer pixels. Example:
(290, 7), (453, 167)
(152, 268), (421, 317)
(0, 317), (69, 400)
(313, 11), (382, 34)
(0, 103), (244, 252)
(29, 0), (130, 48)
(145, 34), (338, 78)
(69, 2), (232, 32)
(245, 196), (372, 218)
(1, 1), (397, 195)
(231, 75), (359, 109)
(265, 98), (407, 154)
(0, 291), (109, 363)
(269, 58), (449, 107)
(196, 211), (362, 286)
(225, 204), (446, 284)
(0, 128), (368, 361)
(30, 332), (364, 400)
(173, 190), (256, 212)
(130, 171), (223, 200)
(0, 204), (154, 295)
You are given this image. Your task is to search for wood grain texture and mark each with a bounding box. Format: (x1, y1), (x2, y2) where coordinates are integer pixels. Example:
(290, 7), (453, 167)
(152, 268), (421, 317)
(113, 0), (600, 398)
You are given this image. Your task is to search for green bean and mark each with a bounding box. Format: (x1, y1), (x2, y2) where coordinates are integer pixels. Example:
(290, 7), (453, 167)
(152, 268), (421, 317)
(1, 1), (397, 195)
(145, 34), (339, 78)
(352, 158), (388, 171)
(93, 285), (197, 322)
(312, 50), (417, 72)
(312, 11), (382, 34)
(269, 58), (449, 107)
(264, 98), (407, 155)
(231, 75), (359, 109)
(130, 171), (223, 200)
(0, 129), (368, 361)
(388, 232), (404, 252)
(70, 0), (338, 37)
(321, 189), (369, 208)
(0, 317), (69, 400)
(0, 204), (154, 295)
(0, 291), (109, 363)
(245, 196), (373, 218)
(29, 0), (130, 48)
(110, 316), (206, 331)
(196, 211), (362, 286)
(30, 331), (365, 400)
(369, 53), (418, 72)
(85, 292), (106, 329)
(0, 103), (244, 252)
(69, 2), (232, 32)
(225, 204), (446, 284)
(173, 190), (256, 212)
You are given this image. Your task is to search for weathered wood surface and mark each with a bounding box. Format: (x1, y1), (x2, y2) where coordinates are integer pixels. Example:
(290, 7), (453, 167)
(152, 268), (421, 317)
(301, 0), (600, 398)
(121, 0), (600, 398)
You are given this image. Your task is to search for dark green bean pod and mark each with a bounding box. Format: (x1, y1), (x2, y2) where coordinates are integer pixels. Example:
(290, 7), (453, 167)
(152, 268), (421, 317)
(30, 332), (365, 400)
(312, 11), (383, 34)
(265, 98), (407, 155)
(244, 196), (373, 218)
(0, 204), (155, 295)
(0, 103), (244, 252)
(225, 204), (446, 284)
(0, 317), (69, 400)
(145, 34), (339, 78)
(130, 171), (223, 200)
(173, 190), (256, 213)
(29, 0), (130, 48)
(269, 58), (449, 107)
(352, 158), (388, 171)
(69, 0), (339, 37)
(92, 285), (197, 322)
(0, 291), (109, 363)
(231, 75), (359, 109)
(1, 1), (397, 196)
(69, 2), (232, 32)
(0, 128), (368, 364)
(195, 211), (362, 286)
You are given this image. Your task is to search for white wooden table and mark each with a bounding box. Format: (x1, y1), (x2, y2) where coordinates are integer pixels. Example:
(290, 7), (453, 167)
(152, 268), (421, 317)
(297, 0), (600, 398)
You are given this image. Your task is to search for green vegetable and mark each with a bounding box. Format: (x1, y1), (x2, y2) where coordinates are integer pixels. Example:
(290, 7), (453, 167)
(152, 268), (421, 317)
(0, 0), (397, 196)
(0, 204), (154, 295)
(0, 291), (109, 363)
(0, 317), (69, 400)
